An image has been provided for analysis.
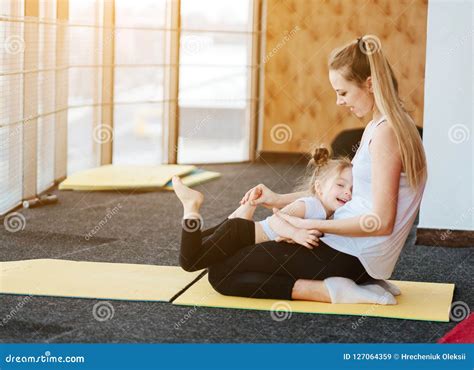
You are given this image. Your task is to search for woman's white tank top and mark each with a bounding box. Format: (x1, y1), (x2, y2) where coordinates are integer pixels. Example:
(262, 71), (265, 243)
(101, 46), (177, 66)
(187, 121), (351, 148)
(321, 116), (426, 279)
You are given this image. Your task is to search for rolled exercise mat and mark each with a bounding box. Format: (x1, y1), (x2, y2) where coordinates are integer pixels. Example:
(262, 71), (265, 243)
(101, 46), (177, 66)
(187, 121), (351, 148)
(173, 276), (455, 322)
(58, 164), (196, 191)
(0, 259), (203, 302)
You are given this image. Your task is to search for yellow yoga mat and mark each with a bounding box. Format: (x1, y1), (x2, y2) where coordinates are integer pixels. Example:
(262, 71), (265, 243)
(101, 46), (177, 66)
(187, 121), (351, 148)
(163, 169), (221, 191)
(59, 164), (196, 191)
(173, 276), (455, 322)
(0, 259), (203, 302)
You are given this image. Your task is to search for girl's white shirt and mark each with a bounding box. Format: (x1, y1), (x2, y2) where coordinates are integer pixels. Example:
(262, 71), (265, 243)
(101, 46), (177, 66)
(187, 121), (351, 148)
(259, 197), (326, 241)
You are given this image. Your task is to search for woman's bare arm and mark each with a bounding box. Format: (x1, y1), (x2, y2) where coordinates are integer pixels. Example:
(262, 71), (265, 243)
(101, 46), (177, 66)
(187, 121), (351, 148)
(267, 200), (306, 235)
(275, 123), (401, 237)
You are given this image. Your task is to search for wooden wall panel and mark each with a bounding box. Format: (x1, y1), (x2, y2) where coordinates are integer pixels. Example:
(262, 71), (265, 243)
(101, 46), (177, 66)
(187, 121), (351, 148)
(261, 0), (428, 153)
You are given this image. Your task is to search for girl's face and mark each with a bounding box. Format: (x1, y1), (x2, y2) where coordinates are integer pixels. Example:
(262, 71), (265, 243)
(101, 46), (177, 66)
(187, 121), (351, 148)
(316, 167), (353, 213)
(329, 69), (374, 118)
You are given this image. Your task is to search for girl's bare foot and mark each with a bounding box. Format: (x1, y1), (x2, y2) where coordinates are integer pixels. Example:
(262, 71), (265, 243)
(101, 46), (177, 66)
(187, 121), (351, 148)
(228, 202), (256, 220)
(172, 176), (204, 216)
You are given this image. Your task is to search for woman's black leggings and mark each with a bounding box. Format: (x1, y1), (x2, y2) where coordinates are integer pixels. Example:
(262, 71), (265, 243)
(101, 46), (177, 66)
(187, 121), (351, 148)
(179, 217), (372, 300)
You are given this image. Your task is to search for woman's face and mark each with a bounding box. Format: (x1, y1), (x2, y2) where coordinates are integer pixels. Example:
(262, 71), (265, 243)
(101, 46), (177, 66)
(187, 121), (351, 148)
(329, 69), (374, 118)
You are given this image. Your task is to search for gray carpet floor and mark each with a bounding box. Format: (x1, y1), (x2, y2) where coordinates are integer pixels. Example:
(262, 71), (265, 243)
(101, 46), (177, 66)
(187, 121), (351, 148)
(1, 158), (472, 343)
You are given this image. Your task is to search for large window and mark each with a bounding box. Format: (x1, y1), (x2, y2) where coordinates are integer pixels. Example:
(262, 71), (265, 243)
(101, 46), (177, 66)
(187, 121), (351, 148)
(0, 0), (261, 215)
(112, 0), (167, 165)
(178, 0), (254, 163)
(37, 0), (56, 191)
(0, 0), (24, 214)
(67, 0), (103, 174)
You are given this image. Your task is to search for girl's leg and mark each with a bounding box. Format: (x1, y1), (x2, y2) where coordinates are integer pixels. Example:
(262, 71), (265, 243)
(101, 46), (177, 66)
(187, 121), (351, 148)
(201, 197), (257, 238)
(173, 176), (258, 271)
(228, 202), (257, 220)
(207, 240), (390, 304)
(201, 219), (228, 238)
(180, 217), (256, 272)
(172, 176), (204, 219)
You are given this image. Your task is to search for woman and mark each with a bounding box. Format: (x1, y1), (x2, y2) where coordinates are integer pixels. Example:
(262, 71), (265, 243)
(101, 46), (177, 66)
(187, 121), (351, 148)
(178, 35), (427, 304)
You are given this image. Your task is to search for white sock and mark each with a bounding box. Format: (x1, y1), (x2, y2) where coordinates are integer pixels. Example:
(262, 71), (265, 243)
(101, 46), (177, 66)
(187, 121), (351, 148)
(362, 279), (401, 296)
(362, 284), (399, 304)
(324, 277), (397, 305)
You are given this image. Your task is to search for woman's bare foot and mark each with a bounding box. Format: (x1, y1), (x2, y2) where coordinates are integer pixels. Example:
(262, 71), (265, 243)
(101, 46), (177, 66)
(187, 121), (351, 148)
(172, 176), (204, 216)
(228, 202), (257, 220)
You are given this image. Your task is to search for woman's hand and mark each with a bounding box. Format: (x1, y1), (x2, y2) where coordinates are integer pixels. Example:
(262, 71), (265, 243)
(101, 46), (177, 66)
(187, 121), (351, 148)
(240, 183), (280, 209)
(275, 227), (321, 248)
(290, 229), (320, 249)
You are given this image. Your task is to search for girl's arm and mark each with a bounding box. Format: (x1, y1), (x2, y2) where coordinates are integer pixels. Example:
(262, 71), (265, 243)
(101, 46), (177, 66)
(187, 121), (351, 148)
(275, 191), (311, 209)
(267, 200), (320, 248)
(276, 123), (401, 237)
(268, 215), (319, 248)
(268, 199), (306, 232)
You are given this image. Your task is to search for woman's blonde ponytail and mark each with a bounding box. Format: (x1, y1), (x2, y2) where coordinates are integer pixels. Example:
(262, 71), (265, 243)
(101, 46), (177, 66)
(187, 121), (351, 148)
(361, 35), (427, 189)
(329, 35), (427, 189)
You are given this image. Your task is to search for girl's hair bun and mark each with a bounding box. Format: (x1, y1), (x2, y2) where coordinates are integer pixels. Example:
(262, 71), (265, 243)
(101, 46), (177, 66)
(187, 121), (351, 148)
(293, 145), (351, 196)
(310, 147), (330, 168)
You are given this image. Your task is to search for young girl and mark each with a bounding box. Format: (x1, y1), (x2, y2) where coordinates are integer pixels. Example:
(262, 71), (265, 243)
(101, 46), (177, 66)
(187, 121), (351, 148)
(173, 147), (353, 272)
